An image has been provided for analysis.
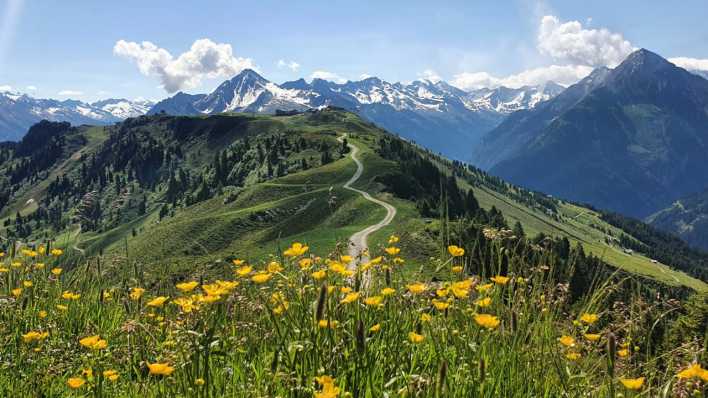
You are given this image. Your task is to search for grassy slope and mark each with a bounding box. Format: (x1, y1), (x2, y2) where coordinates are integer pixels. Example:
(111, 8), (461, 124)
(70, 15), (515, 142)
(0, 126), (108, 221)
(8, 111), (705, 291)
(473, 186), (705, 291)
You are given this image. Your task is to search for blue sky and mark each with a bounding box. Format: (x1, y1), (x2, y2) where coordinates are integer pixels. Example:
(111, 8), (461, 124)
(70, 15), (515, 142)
(1, 0), (707, 102)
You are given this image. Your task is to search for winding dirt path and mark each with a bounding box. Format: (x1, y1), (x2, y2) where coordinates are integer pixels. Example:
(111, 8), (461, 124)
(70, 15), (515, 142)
(337, 136), (397, 287)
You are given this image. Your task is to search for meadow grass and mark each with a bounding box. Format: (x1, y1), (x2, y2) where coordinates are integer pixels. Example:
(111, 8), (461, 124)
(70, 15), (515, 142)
(1, 237), (706, 397)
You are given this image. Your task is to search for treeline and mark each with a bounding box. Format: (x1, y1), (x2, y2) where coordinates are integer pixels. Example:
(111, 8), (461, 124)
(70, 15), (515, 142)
(601, 211), (708, 280)
(0, 116), (343, 240)
(376, 136), (491, 220)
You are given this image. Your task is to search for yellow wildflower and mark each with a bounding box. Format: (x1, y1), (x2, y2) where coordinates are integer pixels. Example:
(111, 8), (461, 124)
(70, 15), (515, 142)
(474, 314), (500, 329)
(618, 349), (629, 358)
(559, 335), (576, 347)
(51, 267), (63, 276)
(62, 291), (81, 300)
(284, 242), (309, 257)
(148, 363), (175, 376)
(388, 235), (399, 244)
(176, 281), (199, 293)
(364, 295), (384, 307)
(79, 335), (108, 350)
(340, 292), (360, 304)
(677, 363), (705, 380)
(565, 352), (581, 361)
(50, 248), (64, 256)
(12, 288), (22, 298)
(67, 378), (85, 389)
(451, 265), (463, 273)
(381, 287), (396, 296)
(579, 313), (599, 324)
(312, 270), (327, 280)
(130, 287), (145, 301)
(584, 333), (601, 342)
(369, 323), (381, 332)
(474, 297), (492, 308)
(447, 245), (465, 257)
(407, 282), (426, 294)
(408, 332), (425, 343)
(22, 331), (49, 343)
(298, 258), (313, 270)
(251, 272), (273, 284)
(103, 369), (119, 381)
(147, 296), (169, 307)
(384, 247), (400, 256)
(432, 299), (450, 310)
(619, 377), (645, 390)
(22, 280), (33, 288)
(490, 275), (510, 285)
(318, 319), (339, 329)
(267, 261), (283, 273)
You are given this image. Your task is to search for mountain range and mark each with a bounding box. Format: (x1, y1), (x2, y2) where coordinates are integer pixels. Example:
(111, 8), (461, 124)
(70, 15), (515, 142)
(647, 189), (708, 250)
(473, 49), (708, 220)
(148, 70), (563, 159)
(0, 92), (153, 141)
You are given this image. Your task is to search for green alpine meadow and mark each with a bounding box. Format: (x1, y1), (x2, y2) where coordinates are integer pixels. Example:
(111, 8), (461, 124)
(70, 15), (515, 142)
(2, 2), (708, 396)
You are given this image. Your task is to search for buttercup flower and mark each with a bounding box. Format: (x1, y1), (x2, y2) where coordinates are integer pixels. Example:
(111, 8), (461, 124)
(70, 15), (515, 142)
(474, 314), (500, 329)
(284, 242), (308, 257)
(148, 362), (175, 376)
(408, 332), (425, 343)
(619, 377), (644, 390)
(447, 245), (465, 257)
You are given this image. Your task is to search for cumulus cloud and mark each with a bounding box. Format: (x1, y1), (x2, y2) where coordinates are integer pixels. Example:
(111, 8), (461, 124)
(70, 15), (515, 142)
(537, 15), (635, 67)
(418, 69), (442, 83)
(452, 64), (592, 90)
(668, 57), (708, 72)
(310, 70), (347, 84)
(114, 38), (256, 93)
(451, 15), (637, 91)
(277, 59), (300, 72)
(58, 90), (84, 96)
(0, 84), (12, 92)
(26, 85), (37, 91)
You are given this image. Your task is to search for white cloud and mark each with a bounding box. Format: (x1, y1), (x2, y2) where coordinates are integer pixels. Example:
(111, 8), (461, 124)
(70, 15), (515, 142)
(417, 69), (442, 83)
(114, 38), (256, 93)
(25, 85), (37, 91)
(669, 57), (708, 72)
(58, 90), (84, 96)
(0, 84), (12, 92)
(310, 70), (347, 84)
(452, 64), (592, 90)
(537, 15), (635, 67)
(277, 59), (300, 72)
(451, 15), (635, 90)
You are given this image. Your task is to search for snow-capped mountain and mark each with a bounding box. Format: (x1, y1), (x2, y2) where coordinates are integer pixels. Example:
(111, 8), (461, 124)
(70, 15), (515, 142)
(149, 69), (562, 160)
(465, 82), (565, 113)
(91, 98), (155, 119)
(0, 93), (155, 142)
